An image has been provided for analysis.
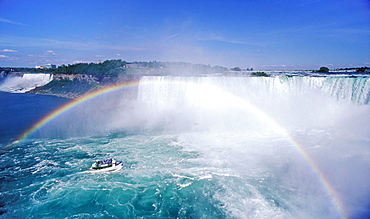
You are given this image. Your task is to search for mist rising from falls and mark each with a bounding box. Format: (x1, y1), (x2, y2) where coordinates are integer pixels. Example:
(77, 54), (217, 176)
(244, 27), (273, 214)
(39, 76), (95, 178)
(42, 75), (370, 137)
(37, 75), (370, 138)
(138, 76), (370, 106)
(6, 75), (370, 218)
(0, 73), (53, 93)
(136, 76), (370, 133)
(133, 76), (370, 218)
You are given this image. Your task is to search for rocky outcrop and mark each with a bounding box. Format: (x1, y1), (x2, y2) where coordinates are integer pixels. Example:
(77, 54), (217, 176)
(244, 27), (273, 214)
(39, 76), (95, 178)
(52, 74), (99, 82)
(27, 74), (141, 99)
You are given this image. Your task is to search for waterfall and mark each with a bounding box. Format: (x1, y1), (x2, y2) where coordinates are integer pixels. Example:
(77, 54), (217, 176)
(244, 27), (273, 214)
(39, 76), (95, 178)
(320, 77), (370, 105)
(138, 76), (370, 106)
(1, 75), (368, 219)
(0, 73), (53, 93)
(133, 75), (370, 218)
(136, 76), (370, 132)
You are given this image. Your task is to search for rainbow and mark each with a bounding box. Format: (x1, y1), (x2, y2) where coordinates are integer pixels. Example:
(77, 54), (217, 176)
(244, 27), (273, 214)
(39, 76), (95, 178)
(197, 82), (349, 219)
(12, 80), (141, 146)
(11, 78), (347, 218)
(287, 135), (347, 219)
(220, 85), (348, 219)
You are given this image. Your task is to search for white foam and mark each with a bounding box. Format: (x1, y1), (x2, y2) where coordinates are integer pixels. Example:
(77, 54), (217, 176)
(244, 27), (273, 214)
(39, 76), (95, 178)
(0, 73), (53, 93)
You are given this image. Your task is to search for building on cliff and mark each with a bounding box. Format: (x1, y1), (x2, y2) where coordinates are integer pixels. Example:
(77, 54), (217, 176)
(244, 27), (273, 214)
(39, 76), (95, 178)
(36, 64), (56, 69)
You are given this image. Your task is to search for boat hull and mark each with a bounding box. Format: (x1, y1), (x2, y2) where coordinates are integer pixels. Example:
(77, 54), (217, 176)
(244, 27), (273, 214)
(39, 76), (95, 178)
(88, 162), (123, 173)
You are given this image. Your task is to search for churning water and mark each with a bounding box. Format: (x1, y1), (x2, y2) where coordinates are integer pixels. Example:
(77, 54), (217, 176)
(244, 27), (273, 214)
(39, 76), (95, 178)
(1, 75), (369, 218)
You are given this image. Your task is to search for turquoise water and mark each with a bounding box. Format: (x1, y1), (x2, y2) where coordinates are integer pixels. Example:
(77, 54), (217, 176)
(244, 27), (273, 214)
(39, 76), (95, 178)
(0, 131), (340, 218)
(1, 134), (228, 218)
(1, 76), (370, 218)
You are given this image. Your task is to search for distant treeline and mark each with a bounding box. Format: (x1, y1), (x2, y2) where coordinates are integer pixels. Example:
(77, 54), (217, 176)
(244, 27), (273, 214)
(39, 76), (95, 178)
(54, 60), (126, 80)
(3, 60), (367, 77)
(336, 66), (369, 73)
(0, 67), (53, 73)
(0, 60), (230, 79)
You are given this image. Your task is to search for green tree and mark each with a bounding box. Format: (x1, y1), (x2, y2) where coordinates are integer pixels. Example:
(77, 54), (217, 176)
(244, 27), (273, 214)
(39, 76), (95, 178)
(231, 67), (241, 71)
(356, 67), (369, 73)
(251, 72), (268, 77)
(318, 67), (329, 73)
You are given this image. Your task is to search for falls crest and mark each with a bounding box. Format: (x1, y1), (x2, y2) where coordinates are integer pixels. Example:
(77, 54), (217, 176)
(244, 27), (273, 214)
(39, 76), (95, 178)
(0, 73), (53, 93)
(136, 76), (370, 132)
(137, 76), (370, 106)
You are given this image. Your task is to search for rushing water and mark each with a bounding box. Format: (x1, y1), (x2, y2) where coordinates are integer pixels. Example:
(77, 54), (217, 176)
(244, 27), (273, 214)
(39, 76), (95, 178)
(1, 75), (369, 218)
(0, 73), (53, 93)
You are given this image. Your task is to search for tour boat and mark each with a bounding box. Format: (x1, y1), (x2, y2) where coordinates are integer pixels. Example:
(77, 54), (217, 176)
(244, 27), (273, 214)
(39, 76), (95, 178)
(88, 158), (123, 173)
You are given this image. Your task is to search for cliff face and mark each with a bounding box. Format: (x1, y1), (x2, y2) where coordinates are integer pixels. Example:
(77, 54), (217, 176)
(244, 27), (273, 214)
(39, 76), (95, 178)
(52, 74), (99, 83)
(26, 74), (102, 99)
(27, 74), (140, 99)
(0, 71), (140, 99)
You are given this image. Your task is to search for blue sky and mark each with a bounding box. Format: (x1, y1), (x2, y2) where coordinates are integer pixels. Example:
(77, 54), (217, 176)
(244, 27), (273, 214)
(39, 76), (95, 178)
(0, 0), (369, 69)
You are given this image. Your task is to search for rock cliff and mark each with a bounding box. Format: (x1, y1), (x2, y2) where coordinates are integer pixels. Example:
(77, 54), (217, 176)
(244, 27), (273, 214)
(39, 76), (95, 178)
(27, 74), (140, 99)
(52, 74), (99, 82)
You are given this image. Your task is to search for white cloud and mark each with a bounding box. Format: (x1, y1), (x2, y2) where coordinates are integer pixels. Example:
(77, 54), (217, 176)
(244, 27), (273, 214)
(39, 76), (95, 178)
(1, 49), (18, 52)
(0, 18), (25, 25)
(0, 35), (147, 55)
(199, 34), (266, 47)
(44, 50), (58, 55)
(73, 60), (93, 64)
(0, 55), (9, 58)
(163, 33), (179, 41)
(297, 0), (323, 7)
